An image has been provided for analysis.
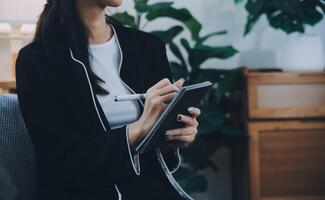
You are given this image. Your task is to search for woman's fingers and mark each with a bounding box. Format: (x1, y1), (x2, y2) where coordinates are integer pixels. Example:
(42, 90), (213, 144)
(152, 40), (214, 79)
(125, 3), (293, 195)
(150, 78), (171, 90)
(174, 78), (185, 90)
(176, 114), (198, 127)
(159, 91), (178, 103)
(152, 78), (185, 96)
(187, 107), (201, 118)
(150, 78), (185, 89)
(166, 127), (197, 137)
(154, 84), (179, 96)
(167, 134), (195, 143)
(164, 111), (199, 144)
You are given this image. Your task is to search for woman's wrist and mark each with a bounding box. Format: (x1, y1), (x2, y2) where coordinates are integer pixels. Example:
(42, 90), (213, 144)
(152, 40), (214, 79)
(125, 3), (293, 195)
(127, 119), (145, 146)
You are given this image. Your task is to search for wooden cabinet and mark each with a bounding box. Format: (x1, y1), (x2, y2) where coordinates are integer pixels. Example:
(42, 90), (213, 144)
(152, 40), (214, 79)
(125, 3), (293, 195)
(246, 71), (325, 200)
(247, 72), (325, 119)
(248, 121), (325, 200)
(0, 81), (16, 93)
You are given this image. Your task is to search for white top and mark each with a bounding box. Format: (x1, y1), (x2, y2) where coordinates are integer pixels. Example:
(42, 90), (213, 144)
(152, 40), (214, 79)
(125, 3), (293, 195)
(89, 31), (141, 129)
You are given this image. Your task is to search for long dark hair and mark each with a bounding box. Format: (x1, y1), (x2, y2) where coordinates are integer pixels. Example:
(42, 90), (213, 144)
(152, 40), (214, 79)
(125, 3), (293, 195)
(34, 0), (109, 95)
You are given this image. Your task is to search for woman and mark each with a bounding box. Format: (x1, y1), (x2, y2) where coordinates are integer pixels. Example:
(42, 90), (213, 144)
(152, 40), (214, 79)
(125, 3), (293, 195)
(15, 0), (201, 200)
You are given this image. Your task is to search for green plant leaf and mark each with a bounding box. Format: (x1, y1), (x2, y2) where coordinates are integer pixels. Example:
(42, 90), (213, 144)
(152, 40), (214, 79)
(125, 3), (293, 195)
(198, 108), (226, 135)
(169, 42), (187, 69)
(244, 0), (264, 35)
(234, 0), (243, 4)
(244, 14), (261, 35)
(197, 103), (246, 139)
(244, 0), (325, 35)
(180, 136), (223, 171)
(146, 7), (202, 42)
(180, 38), (191, 52)
(181, 39), (238, 70)
(197, 30), (227, 45)
(174, 166), (208, 193)
(151, 26), (184, 43)
(151, 27), (188, 70)
(320, 3), (325, 14)
(111, 11), (136, 28)
(170, 62), (189, 81)
(135, 1), (174, 13)
(189, 45), (238, 69)
(133, 0), (148, 13)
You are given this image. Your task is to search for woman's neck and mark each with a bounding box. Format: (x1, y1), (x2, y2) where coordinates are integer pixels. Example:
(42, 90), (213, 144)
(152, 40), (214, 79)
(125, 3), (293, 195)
(77, 1), (113, 45)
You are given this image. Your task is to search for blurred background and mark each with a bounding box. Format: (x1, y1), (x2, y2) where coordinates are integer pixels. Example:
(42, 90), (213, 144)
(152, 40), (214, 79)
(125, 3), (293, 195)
(1, 1), (325, 200)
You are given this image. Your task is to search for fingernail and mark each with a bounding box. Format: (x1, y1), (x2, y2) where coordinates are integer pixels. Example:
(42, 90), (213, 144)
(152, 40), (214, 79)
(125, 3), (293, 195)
(187, 107), (194, 113)
(177, 114), (182, 121)
(165, 131), (171, 136)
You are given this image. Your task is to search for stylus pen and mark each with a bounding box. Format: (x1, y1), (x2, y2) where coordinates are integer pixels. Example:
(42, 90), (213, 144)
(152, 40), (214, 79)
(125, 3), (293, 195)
(114, 93), (147, 102)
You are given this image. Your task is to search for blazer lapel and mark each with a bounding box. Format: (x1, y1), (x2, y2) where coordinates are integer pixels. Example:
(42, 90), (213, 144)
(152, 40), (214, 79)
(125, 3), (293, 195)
(111, 23), (146, 110)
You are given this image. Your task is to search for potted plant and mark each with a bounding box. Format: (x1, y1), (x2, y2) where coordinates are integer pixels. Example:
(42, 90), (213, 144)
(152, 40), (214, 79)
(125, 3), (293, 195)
(242, 0), (325, 71)
(112, 0), (247, 195)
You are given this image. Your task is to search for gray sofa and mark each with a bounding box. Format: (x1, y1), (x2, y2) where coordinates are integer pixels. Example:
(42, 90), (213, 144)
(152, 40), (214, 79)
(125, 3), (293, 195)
(0, 94), (37, 200)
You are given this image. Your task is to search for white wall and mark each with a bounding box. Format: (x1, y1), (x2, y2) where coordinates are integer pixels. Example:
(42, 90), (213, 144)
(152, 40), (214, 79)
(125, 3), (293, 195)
(0, 0), (45, 23)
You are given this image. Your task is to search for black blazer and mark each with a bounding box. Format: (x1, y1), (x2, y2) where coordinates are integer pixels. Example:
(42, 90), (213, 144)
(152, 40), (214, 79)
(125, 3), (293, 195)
(15, 19), (193, 200)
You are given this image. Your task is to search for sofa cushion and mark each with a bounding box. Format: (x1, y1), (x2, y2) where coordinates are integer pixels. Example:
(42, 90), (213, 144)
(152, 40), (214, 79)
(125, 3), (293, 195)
(0, 94), (37, 200)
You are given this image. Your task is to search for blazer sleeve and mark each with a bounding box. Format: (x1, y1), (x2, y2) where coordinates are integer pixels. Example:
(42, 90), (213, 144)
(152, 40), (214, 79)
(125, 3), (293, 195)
(152, 37), (182, 173)
(15, 48), (140, 188)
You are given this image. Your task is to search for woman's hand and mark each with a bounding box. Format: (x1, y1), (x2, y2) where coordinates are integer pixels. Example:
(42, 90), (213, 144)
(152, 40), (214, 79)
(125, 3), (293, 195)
(164, 106), (201, 150)
(128, 78), (185, 146)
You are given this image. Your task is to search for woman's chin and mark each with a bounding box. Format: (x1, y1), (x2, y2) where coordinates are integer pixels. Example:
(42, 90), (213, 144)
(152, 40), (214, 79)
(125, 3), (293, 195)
(105, 0), (122, 7)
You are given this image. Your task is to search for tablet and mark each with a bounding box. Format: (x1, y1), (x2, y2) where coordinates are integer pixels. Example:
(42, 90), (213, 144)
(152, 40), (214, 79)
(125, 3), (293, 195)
(135, 81), (213, 154)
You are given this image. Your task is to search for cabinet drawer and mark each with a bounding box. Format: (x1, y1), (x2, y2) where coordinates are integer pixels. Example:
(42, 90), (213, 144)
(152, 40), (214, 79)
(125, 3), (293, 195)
(248, 120), (325, 200)
(247, 72), (325, 119)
